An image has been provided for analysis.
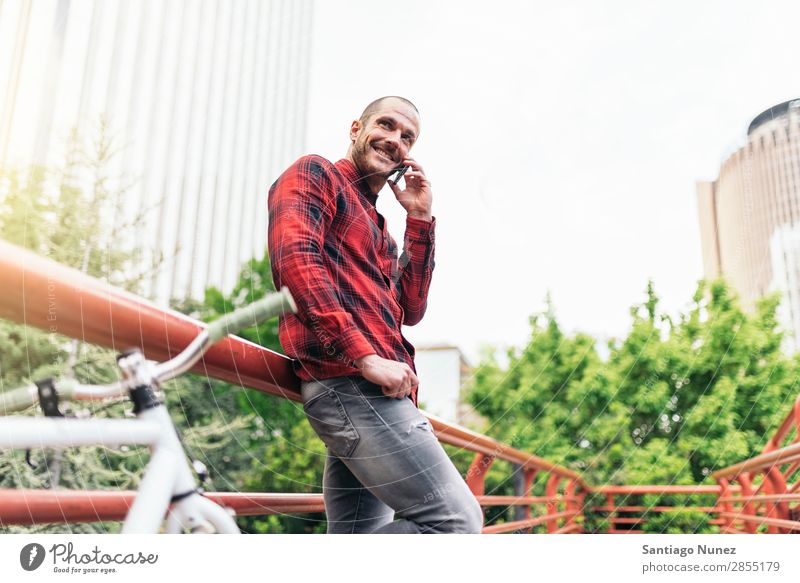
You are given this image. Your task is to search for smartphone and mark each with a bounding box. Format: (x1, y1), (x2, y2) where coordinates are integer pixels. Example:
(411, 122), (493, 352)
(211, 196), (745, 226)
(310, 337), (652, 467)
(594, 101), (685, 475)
(388, 165), (409, 186)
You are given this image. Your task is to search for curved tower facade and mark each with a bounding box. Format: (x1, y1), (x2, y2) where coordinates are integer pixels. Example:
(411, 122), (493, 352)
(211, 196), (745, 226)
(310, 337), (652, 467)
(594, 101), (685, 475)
(697, 99), (800, 350)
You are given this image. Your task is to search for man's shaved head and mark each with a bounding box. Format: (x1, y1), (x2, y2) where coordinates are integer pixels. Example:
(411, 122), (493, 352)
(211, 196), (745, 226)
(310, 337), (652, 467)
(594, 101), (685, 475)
(359, 96), (420, 124)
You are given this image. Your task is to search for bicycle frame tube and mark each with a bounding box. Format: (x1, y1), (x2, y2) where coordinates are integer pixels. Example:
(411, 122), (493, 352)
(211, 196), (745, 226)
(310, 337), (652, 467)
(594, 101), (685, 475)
(0, 289), (295, 533)
(0, 291), (298, 533)
(131, 405), (240, 533)
(0, 409), (234, 534)
(122, 447), (179, 533)
(166, 494), (239, 534)
(0, 418), (161, 448)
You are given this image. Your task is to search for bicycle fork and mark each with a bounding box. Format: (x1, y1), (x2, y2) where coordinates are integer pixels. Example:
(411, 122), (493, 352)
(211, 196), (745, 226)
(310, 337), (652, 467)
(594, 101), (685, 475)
(118, 350), (239, 534)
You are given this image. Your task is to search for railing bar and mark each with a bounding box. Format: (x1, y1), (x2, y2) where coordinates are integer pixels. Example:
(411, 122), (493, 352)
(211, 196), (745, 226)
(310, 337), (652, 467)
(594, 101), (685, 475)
(479, 495), (578, 506)
(711, 443), (800, 480)
(717, 512), (800, 530)
(595, 485), (729, 494)
(432, 433), (585, 485)
(481, 510), (576, 534)
(553, 523), (582, 534)
(592, 506), (717, 512)
(718, 494), (800, 503)
(764, 410), (797, 452)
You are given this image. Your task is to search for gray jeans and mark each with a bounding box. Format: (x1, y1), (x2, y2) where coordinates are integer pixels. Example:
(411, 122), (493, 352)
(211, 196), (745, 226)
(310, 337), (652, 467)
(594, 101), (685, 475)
(300, 376), (484, 534)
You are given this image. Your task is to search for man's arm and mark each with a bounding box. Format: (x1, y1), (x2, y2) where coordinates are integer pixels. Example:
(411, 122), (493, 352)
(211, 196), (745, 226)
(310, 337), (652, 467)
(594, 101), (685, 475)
(267, 155), (375, 365)
(398, 215), (435, 326)
(387, 156), (435, 326)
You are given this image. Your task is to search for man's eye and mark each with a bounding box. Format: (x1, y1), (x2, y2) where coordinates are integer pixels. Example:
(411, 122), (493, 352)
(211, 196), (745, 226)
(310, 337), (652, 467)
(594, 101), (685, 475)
(379, 120), (391, 128)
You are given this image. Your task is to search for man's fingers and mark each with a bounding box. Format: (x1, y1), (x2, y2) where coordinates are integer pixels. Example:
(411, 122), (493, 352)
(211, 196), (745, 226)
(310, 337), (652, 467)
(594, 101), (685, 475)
(369, 360), (418, 399)
(383, 383), (412, 399)
(403, 158), (425, 174)
(404, 171), (428, 184)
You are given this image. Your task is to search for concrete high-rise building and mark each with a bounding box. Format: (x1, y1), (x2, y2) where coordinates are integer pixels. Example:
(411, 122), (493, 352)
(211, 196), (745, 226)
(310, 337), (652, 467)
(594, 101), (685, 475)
(697, 99), (800, 350)
(0, 0), (314, 302)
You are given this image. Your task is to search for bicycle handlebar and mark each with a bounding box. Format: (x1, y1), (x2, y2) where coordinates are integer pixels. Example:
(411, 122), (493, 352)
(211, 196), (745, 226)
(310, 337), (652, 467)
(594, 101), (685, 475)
(0, 287), (296, 414)
(205, 286), (296, 343)
(0, 384), (38, 413)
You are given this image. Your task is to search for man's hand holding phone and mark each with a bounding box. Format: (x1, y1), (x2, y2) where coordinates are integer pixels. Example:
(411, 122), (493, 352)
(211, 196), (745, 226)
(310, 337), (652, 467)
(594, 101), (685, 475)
(355, 354), (419, 399)
(387, 157), (432, 222)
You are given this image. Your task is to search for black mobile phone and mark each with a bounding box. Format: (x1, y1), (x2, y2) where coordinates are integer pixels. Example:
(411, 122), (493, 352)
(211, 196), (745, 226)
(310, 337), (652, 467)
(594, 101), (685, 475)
(388, 165), (409, 186)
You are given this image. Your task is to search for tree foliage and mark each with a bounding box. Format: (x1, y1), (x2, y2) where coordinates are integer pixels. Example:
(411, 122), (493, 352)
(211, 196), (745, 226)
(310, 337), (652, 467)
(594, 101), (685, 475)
(171, 252), (326, 533)
(468, 279), (800, 533)
(0, 139), (324, 532)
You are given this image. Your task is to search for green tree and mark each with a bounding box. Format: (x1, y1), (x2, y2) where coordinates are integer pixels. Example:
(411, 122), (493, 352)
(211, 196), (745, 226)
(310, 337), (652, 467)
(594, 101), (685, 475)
(0, 126), (327, 533)
(0, 126), (152, 532)
(171, 253), (327, 533)
(467, 279), (800, 533)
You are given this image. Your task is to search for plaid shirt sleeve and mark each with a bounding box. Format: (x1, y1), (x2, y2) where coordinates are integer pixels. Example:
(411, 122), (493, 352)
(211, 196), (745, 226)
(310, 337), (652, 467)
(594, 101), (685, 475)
(398, 215), (436, 326)
(268, 155), (376, 363)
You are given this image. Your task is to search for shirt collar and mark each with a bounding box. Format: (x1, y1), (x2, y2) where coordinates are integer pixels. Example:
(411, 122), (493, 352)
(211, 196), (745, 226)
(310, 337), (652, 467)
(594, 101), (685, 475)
(335, 158), (378, 206)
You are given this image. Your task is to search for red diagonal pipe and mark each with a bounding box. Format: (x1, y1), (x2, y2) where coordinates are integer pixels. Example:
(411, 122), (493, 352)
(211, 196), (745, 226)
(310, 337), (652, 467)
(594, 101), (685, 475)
(0, 239), (299, 398)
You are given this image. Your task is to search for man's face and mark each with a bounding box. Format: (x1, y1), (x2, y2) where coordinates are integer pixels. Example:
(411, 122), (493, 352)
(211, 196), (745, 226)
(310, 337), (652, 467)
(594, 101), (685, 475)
(349, 100), (420, 180)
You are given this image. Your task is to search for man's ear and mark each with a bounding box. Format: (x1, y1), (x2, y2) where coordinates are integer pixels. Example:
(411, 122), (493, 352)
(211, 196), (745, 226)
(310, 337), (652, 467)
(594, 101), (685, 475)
(349, 120), (361, 142)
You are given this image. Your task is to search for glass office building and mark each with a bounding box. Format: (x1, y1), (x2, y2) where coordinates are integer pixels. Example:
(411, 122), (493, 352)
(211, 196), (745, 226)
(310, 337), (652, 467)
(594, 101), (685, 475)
(0, 0), (314, 301)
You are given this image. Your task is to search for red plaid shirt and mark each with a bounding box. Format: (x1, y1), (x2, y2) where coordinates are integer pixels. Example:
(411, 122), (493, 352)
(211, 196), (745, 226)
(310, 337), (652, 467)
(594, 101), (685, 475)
(267, 155), (435, 405)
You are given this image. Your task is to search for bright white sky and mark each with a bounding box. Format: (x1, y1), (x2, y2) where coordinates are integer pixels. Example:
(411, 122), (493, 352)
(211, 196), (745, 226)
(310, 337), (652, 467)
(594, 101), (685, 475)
(305, 0), (800, 363)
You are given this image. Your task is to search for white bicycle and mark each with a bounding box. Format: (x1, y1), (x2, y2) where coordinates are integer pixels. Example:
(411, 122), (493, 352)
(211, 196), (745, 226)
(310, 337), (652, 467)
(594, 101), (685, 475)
(0, 287), (296, 533)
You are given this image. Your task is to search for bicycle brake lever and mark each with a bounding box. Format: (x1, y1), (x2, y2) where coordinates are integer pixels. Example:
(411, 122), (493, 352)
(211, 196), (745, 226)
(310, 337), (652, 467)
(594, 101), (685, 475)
(192, 459), (209, 484)
(25, 449), (38, 470)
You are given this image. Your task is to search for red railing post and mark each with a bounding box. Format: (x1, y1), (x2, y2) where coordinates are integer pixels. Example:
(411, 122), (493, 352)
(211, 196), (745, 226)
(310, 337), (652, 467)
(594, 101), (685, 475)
(522, 469), (537, 520)
(717, 478), (734, 533)
(576, 489), (587, 533)
(565, 480), (578, 528)
(761, 474), (778, 534)
(466, 453), (494, 496)
(736, 474), (757, 534)
(794, 395), (800, 440)
(545, 474), (561, 533)
(466, 453), (494, 527)
(606, 492), (617, 533)
(764, 467), (790, 533)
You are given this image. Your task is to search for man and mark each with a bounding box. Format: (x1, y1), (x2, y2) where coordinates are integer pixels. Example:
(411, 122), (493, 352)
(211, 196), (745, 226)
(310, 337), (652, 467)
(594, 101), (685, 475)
(267, 96), (483, 533)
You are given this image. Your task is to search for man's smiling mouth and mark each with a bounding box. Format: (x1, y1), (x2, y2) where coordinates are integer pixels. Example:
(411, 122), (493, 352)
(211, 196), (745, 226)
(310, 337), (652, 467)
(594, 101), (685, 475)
(372, 145), (396, 163)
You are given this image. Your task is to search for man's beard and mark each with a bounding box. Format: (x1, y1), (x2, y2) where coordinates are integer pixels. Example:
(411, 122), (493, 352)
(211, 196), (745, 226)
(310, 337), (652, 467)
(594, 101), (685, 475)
(354, 139), (396, 180)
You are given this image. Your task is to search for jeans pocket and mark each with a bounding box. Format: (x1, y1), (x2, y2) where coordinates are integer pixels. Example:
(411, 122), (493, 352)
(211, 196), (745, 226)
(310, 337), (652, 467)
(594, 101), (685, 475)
(303, 385), (360, 459)
(415, 417), (434, 433)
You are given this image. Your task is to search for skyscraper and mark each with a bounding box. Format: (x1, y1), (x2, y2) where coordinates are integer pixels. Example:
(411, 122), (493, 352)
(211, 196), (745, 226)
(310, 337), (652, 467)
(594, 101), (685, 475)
(0, 0), (314, 301)
(697, 98), (800, 350)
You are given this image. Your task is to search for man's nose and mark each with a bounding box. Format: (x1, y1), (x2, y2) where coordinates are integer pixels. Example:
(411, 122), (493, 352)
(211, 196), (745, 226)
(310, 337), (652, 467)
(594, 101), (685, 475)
(384, 131), (406, 155)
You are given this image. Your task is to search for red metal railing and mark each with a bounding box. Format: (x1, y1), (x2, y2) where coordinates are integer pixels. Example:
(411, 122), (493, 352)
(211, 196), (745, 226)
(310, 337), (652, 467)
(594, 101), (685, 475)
(2, 239), (799, 534)
(710, 398), (800, 534)
(594, 485), (732, 534)
(0, 240), (585, 534)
